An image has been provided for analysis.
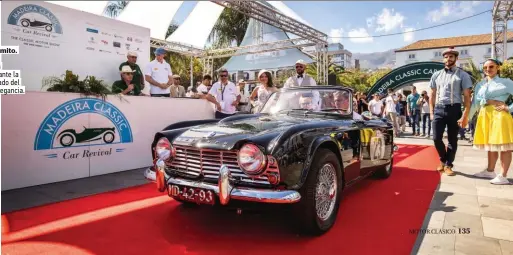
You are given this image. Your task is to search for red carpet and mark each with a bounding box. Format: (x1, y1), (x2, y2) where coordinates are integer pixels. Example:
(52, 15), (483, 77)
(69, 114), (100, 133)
(2, 144), (440, 255)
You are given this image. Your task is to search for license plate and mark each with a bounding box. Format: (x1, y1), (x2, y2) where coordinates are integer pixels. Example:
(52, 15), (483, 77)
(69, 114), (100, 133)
(169, 185), (216, 205)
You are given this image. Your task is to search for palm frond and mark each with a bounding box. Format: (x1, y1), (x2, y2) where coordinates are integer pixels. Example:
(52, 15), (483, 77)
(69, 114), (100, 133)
(104, 1), (129, 18)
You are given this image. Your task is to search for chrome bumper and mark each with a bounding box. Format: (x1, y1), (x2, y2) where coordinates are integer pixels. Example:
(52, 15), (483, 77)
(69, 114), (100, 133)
(150, 160), (301, 205)
(144, 167), (156, 181)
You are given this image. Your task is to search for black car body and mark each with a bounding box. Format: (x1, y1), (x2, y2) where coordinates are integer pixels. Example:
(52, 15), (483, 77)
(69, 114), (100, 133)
(147, 86), (397, 235)
(58, 127), (116, 147)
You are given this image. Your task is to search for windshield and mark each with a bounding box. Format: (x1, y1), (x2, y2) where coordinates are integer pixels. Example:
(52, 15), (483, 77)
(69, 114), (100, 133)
(260, 88), (353, 116)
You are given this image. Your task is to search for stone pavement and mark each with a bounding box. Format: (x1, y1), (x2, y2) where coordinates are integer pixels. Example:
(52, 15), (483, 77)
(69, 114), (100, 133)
(1, 167), (148, 213)
(397, 127), (513, 255)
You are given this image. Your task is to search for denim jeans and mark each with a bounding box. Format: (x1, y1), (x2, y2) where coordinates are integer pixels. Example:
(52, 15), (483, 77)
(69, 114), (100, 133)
(410, 109), (421, 134)
(422, 113), (431, 136)
(432, 104), (462, 167)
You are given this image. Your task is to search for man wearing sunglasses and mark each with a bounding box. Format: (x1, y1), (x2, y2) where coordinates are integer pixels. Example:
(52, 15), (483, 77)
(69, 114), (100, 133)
(283, 59), (317, 88)
(119, 51), (144, 94)
(206, 68), (241, 119)
(112, 66), (146, 96)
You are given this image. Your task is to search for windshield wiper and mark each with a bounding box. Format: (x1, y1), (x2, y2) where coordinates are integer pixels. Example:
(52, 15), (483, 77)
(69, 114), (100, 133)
(276, 108), (312, 115)
(320, 108), (346, 112)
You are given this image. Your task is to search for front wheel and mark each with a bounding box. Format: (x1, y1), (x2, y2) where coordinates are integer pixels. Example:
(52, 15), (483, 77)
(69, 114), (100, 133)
(20, 20), (29, 27)
(295, 148), (343, 236)
(59, 134), (74, 147)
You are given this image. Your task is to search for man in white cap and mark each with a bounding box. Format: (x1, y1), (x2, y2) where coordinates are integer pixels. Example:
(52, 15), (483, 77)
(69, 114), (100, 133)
(429, 46), (472, 176)
(112, 66), (146, 96)
(283, 59), (317, 88)
(169, 74), (186, 97)
(144, 47), (173, 97)
(119, 51), (144, 93)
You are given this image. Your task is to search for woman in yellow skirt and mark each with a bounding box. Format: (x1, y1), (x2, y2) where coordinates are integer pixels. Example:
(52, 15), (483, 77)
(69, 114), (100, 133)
(471, 59), (513, 185)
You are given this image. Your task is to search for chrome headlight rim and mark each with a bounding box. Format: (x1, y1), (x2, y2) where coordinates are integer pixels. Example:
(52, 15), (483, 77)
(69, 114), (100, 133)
(155, 137), (175, 162)
(237, 143), (267, 176)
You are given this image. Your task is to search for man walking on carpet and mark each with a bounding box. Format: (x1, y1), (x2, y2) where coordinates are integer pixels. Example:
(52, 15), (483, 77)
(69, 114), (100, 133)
(429, 47), (473, 176)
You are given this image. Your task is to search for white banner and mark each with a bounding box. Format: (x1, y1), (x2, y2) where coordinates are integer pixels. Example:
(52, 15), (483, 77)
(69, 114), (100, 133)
(1, 1), (151, 93)
(2, 92), (215, 190)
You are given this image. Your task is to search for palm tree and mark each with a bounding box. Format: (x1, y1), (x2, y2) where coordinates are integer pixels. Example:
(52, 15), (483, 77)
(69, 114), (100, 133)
(207, 8), (249, 48)
(104, 1), (129, 18)
(463, 60), (483, 89)
(166, 23), (179, 39)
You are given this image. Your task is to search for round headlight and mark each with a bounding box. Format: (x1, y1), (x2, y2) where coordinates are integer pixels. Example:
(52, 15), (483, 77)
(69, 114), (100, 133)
(155, 137), (173, 161)
(238, 144), (266, 175)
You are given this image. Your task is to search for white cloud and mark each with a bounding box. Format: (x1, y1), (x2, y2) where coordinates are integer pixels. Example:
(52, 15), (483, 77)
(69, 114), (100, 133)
(375, 8), (405, 32)
(347, 28), (373, 43)
(366, 17), (375, 28)
(427, 1), (481, 23)
(403, 27), (415, 42)
(329, 28), (344, 44)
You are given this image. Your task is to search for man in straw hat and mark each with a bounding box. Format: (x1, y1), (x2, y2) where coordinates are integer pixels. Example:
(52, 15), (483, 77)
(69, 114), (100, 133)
(112, 66), (147, 96)
(283, 59), (317, 88)
(429, 46), (473, 176)
(169, 74), (186, 97)
(119, 51), (144, 93)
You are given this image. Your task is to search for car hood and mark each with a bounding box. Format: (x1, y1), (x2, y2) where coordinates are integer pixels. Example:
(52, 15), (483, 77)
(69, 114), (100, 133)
(171, 114), (341, 150)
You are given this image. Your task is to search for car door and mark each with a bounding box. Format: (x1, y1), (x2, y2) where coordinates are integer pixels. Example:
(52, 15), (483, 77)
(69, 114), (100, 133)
(335, 121), (361, 183)
(359, 119), (391, 175)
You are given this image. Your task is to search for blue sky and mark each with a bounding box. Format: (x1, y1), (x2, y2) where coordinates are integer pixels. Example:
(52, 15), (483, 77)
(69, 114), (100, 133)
(172, 1), (495, 54)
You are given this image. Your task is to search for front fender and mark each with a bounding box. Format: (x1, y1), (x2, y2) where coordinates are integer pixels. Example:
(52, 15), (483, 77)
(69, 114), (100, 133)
(297, 136), (343, 188)
(277, 134), (342, 190)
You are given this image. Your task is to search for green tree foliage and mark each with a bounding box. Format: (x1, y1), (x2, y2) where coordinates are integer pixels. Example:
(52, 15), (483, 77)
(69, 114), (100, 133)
(207, 8), (249, 49)
(366, 68), (391, 88)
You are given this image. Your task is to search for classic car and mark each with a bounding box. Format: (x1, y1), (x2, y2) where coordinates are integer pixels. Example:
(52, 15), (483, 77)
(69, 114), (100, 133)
(58, 127), (116, 147)
(146, 86), (397, 235)
(20, 18), (53, 32)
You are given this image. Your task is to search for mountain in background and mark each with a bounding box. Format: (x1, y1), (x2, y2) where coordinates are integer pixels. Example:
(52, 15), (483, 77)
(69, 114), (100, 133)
(352, 49), (397, 69)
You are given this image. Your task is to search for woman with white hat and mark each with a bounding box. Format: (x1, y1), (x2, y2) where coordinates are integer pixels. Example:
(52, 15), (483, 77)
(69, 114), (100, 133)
(250, 69), (278, 113)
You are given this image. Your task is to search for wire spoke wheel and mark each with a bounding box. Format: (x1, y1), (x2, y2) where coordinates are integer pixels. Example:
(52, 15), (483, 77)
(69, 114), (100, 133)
(315, 163), (337, 221)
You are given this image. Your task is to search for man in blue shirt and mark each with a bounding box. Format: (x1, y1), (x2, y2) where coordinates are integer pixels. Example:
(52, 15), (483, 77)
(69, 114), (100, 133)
(406, 86), (421, 135)
(429, 47), (473, 176)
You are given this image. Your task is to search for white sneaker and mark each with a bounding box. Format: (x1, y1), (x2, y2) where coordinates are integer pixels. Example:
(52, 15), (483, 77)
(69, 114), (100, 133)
(474, 170), (496, 179)
(490, 175), (511, 185)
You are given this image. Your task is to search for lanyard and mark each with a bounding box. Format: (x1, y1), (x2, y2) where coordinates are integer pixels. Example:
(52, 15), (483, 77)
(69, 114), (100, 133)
(221, 84), (226, 101)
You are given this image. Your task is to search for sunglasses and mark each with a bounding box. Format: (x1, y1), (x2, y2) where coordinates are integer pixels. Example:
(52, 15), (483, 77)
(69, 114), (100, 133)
(220, 75), (227, 77)
(295, 66), (304, 69)
(123, 73), (133, 76)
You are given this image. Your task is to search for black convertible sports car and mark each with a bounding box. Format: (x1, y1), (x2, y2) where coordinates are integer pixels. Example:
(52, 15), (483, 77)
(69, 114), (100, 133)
(146, 86), (397, 235)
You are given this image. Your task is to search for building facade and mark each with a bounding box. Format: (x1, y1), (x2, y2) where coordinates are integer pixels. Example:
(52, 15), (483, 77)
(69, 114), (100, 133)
(327, 43), (353, 68)
(393, 32), (513, 95)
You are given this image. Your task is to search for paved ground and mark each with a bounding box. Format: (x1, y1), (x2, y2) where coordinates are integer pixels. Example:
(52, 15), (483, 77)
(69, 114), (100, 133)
(2, 126), (512, 255)
(397, 127), (513, 255)
(1, 167), (148, 213)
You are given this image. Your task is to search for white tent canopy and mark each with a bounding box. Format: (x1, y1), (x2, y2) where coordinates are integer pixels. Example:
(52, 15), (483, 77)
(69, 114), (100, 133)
(166, 2), (225, 49)
(115, 1), (184, 40)
(47, 1), (312, 50)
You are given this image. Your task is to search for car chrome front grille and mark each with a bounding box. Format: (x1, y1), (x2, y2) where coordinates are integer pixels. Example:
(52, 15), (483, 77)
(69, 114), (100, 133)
(169, 146), (271, 185)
